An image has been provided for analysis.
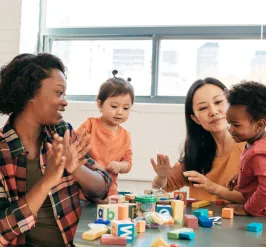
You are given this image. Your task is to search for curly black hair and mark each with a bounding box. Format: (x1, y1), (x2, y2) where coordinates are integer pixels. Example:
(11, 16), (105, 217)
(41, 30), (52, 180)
(227, 81), (266, 121)
(0, 53), (66, 116)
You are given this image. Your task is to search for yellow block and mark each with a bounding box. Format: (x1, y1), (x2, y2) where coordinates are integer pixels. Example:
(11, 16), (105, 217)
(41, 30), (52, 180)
(150, 237), (169, 247)
(82, 228), (108, 241)
(192, 200), (210, 208)
(171, 200), (184, 224)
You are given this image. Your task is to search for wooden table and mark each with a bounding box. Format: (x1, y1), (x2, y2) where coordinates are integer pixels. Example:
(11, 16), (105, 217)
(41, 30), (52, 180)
(74, 203), (266, 247)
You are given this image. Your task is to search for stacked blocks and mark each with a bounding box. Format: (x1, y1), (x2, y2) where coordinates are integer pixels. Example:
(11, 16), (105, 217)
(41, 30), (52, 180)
(168, 227), (193, 239)
(246, 222), (263, 232)
(184, 215), (198, 229)
(222, 208), (234, 219)
(111, 220), (135, 243)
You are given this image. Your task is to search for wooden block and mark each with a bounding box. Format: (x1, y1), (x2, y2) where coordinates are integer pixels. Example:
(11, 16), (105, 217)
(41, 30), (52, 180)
(156, 204), (172, 215)
(118, 205), (129, 220)
(100, 234), (127, 245)
(208, 210), (213, 217)
(108, 195), (125, 204)
(136, 220), (146, 233)
(167, 227), (193, 240)
(150, 237), (169, 247)
(118, 190), (131, 196)
(198, 216), (212, 227)
(222, 208), (234, 219)
(192, 200), (210, 208)
(184, 215), (198, 229)
(111, 220), (134, 243)
(179, 231), (196, 240)
(125, 194), (135, 200)
(192, 208), (208, 218)
(171, 200), (184, 224)
(97, 204), (118, 221)
(82, 228), (108, 240)
(246, 222), (263, 232)
(128, 203), (137, 218)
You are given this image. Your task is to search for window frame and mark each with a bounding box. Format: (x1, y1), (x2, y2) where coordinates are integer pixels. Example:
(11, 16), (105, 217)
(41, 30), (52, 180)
(39, 1), (265, 104)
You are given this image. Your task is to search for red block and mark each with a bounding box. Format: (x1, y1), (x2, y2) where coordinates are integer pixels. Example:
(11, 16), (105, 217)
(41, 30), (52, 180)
(100, 234), (127, 245)
(184, 215), (198, 229)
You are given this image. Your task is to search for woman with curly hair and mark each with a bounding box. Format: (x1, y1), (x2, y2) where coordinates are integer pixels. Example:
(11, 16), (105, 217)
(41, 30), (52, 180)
(0, 53), (111, 247)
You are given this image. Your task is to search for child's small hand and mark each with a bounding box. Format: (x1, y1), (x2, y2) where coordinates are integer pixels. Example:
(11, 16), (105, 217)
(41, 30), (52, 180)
(226, 204), (248, 216)
(106, 161), (120, 174)
(226, 173), (239, 191)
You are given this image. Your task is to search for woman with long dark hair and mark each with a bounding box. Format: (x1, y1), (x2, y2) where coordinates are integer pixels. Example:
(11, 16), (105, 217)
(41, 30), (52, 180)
(151, 78), (245, 201)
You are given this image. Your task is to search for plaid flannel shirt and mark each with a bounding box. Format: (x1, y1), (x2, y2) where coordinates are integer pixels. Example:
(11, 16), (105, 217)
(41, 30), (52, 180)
(0, 118), (112, 247)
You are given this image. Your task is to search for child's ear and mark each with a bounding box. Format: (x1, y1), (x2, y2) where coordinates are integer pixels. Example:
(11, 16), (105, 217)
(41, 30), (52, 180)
(256, 119), (266, 132)
(97, 100), (103, 112)
(191, 114), (201, 125)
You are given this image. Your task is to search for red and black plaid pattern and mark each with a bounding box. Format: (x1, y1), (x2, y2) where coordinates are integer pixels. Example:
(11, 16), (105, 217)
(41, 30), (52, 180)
(0, 118), (111, 247)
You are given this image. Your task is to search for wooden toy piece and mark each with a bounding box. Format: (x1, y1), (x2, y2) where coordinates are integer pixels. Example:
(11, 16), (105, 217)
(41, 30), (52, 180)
(208, 210), (213, 217)
(167, 227), (193, 240)
(192, 200), (210, 208)
(157, 200), (171, 205)
(150, 237), (169, 247)
(118, 190), (131, 196)
(171, 200), (184, 224)
(108, 195), (125, 204)
(184, 215), (198, 229)
(82, 227), (108, 240)
(88, 223), (107, 229)
(222, 208), (234, 219)
(97, 204), (118, 221)
(125, 194), (135, 201)
(95, 219), (111, 225)
(111, 220), (135, 243)
(192, 208), (208, 218)
(127, 203), (137, 218)
(118, 205), (129, 220)
(173, 191), (187, 205)
(246, 222), (263, 232)
(179, 232), (196, 240)
(198, 216), (212, 227)
(156, 204), (173, 215)
(100, 234), (127, 245)
(136, 220), (146, 233)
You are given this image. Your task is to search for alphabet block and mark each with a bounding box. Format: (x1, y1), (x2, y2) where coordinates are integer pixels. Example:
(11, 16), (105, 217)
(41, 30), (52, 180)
(156, 204), (172, 215)
(111, 220), (134, 243)
(97, 204), (118, 221)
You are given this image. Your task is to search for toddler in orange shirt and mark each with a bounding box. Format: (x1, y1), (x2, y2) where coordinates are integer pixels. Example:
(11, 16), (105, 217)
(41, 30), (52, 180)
(77, 70), (134, 196)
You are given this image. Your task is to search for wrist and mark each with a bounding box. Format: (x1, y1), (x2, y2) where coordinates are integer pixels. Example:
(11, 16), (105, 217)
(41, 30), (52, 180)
(39, 176), (54, 192)
(212, 183), (221, 195)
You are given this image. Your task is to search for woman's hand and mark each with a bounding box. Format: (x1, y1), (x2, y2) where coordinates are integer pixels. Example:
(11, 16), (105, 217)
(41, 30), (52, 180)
(226, 173), (239, 191)
(151, 154), (174, 179)
(44, 134), (66, 188)
(226, 204), (248, 216)
(183, 170), (218, 194)
(63, 128), (91, 174)
(106, 161), (120, 174)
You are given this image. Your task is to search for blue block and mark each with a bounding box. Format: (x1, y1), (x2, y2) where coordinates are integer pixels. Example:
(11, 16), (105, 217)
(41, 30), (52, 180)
(95, 219), (110, 225)
(117, 223), (135, 243)
(118, 190), (131, 196)
(156, 205), (172, 215)
(246, 222), (263, 232)
(179, 232), (196, 240)
(198, 216), (212, 227)
(193, 209), (208, 218)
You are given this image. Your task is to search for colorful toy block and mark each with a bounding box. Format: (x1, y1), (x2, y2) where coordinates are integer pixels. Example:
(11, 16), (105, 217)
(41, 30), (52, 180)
(111, 220), (135, 243)
(127, 203), (137, 218)
(179, 232), (196, 240)
(97, 204), (118, 221)
(118, 190), (131, 196)
(208, 210), (213, 217)
(168, 227), (193, 239)
(184, 215), (198, 229)
(150, 237), (169, 247)
(100, 234), (127, 245)
(198, 216), (212, 227)
(192, 200), (210, 208)
(222, 208), (234, 219)
(82, 227), (108, 240)
(125, 194), (135, 201)
(136, 220), (146, 233)
(246, 222), (263, 232)
(95, 219), (110, 225)
(108, 195), (125, 204)
(156, 204), (172, 215)
(171, 200), (184, 224)
(118, 205), (129, 220)
(192, 208), (208, 218)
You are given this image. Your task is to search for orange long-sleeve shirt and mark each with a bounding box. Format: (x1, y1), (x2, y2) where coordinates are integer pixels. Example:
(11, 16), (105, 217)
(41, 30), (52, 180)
(76, 117), (132, 196)
(166, 142), (245, 201)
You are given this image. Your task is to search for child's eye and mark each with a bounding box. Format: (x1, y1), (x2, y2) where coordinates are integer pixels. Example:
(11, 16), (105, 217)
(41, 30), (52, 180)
(111, 105), (117, 108)
(124, 108), (129, 110)
(57, 91), (64, 96)
(215, 100), (223, 105)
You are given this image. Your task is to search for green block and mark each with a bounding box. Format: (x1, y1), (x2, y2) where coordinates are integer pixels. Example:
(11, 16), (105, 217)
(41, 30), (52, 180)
(128, 204), (137, 218)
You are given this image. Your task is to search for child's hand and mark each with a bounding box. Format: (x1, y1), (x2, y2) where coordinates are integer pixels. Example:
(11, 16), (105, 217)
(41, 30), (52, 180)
(226, 204), (248, 216)
(150, 154), (174, 178)
(106, 161), (120, 174)
(226, 173), (239, 191)
(183, 171), (218, 195)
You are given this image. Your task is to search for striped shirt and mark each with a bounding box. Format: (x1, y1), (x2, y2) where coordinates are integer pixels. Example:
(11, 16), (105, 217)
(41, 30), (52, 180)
(0, 118), (112, 247)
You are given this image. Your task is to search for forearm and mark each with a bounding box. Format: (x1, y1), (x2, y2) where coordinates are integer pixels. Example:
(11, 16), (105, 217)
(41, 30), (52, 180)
(152, 175), (168, 190)
(214, 185), (245, 203)
(73, 165), (108, 198)
(117, 161), (130, 173)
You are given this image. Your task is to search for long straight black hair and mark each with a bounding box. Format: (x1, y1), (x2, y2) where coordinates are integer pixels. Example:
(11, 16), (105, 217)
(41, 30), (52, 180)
(180, 78), (227, 174)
